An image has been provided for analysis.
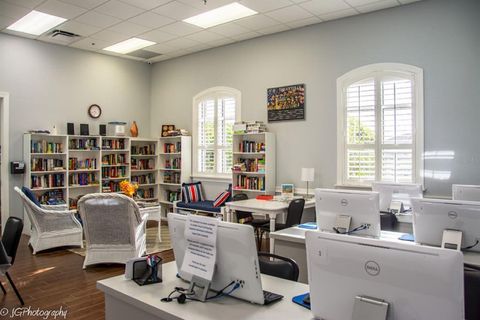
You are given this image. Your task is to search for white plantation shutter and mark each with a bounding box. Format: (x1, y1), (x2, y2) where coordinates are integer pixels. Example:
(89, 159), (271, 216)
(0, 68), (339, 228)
(194, 87), (240, 177)
(338, 64), (422, 186)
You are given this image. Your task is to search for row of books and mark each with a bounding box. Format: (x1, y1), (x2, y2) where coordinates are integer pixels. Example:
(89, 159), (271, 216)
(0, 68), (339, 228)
(102, 139), (126, 150)
(31, 140), (63, 153)
(102, 181), (121, 193)
(31, 174), (65, 189)
(69, 138), (98, 150)
(136, 188), (156, 200)
(166, 190), (181, 202)
(69, 157), (97, 170)
(164, 158), (181, 169)
(102, 154), (128, 165)
(131, 159), (155, 170)
(131, 173), (156, 185)
(163, 142), (181, 153)
(31, 158), (64, 172)
(69, 173), (98, 186)
(37, 190), (65, 205)
(102, 167), (127, 178)
(233, 121), (267, 134)
(131, 145), (156, 155)
(238, 141), (265, 153)
(234, 175), (265, 191)
(163, 172), (181, 184)
(232, 158), (265, 173)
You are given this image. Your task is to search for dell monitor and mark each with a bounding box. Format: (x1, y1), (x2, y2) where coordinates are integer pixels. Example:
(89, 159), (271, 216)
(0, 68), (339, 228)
(305, 231), (464, 320)
(452, 184), (480, 201)
(412, 198), (480, 252)
(315, 188), (381, 238)
(168, 212), (279, 305)
(371, 181), (423, 213)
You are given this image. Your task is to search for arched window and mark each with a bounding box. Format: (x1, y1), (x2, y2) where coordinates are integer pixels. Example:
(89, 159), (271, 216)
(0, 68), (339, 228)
(192, 87), (241, 178)
(337, 63), (424, 186)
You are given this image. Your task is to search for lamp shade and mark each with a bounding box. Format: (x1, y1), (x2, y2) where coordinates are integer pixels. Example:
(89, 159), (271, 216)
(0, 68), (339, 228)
(301, 168), (315, 182)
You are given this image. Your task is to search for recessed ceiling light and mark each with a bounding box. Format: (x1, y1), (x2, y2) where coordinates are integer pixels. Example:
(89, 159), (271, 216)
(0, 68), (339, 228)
(103, 38), (156, 54)
(183, 2), (257, 28)
(7, 10), (67, 36)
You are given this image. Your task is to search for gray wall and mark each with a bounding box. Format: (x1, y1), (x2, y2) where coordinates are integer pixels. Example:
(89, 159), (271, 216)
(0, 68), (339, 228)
(150, 0), (480, 197)
(0, 33), (152, 217)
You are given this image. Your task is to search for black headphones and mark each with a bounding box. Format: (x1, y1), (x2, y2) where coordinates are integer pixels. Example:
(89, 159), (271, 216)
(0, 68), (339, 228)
(161, 287), (193, 304)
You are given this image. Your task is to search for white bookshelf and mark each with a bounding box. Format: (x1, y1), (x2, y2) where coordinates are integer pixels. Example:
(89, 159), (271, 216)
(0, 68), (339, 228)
(100, 136), (130, 193)
(232, 132), (275, 197)
(130, 138), (159, 202)
(158, 136), (191, 220)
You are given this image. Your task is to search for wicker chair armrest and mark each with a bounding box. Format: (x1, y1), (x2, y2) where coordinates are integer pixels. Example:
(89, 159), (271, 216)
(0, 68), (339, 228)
(41, 204), (69, 211)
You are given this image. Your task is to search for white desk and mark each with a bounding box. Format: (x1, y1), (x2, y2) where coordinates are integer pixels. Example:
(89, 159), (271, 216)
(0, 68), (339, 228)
(225, 198), (315, 253)
(270, 227), (480, 283)
(97, 261), (312, 320)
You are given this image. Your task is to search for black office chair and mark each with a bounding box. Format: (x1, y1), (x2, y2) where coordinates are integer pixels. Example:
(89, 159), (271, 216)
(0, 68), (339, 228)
(258, 198), (305, 250)
(0, 217), (25, 305)
(464, 264), (480, 320)
(258, 252), (299, 282)
(233, 193), (269, 248)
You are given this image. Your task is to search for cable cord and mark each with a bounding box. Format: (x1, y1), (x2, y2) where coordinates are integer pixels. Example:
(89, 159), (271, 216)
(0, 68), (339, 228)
(333, 224), (370, 235)
(462, 239), (479, 251)
(161, 281), (238, 304)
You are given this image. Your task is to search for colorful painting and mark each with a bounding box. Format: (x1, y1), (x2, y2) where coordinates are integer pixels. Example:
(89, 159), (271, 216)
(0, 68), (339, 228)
(267, 84), (305, 122)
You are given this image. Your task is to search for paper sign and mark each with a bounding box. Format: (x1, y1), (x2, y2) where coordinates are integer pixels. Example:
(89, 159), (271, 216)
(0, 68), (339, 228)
(181, 215), (218, 281)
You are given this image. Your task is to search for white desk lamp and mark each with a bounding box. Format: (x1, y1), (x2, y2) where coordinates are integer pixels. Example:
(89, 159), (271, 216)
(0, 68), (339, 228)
(301, 168), (315, 199)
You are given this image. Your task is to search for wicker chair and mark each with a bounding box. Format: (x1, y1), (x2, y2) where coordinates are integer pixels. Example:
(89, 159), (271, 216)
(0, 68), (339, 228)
(77, 193), (146, 269)
(14, 187), (83, 254)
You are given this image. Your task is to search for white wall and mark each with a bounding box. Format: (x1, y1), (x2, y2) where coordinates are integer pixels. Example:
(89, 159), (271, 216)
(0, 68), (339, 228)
(0, 33), (152, 218)
(150, 0), (480, 197)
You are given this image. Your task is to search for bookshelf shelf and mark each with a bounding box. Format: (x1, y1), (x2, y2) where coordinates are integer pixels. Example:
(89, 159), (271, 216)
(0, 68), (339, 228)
(69, 169), (100, 173)
(69, 184), (100, 189)
(158, 152), (181, 155)
(31, 186), (67, 191)
(31, 170), (67, 174)
(131, 169), (156, 172)
(159, 168), (181, 171)
(31, 153), (67, 156)
(232, 171), (265, 175)
(102, 164), (129, 167)
(232, 188), (266, 193)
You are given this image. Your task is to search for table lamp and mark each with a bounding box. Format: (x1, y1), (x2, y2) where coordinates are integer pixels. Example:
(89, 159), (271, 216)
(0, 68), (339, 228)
(301, 168), (315, 199)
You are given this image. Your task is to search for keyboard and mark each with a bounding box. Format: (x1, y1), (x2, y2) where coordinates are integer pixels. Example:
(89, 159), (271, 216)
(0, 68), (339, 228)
(263, 290), (283, 305)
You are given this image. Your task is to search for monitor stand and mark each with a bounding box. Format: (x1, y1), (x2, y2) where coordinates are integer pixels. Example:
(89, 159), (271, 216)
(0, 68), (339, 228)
(352, 295), (388, 320)
(188, 275), (212, 302)
(441, 229), (462, 251)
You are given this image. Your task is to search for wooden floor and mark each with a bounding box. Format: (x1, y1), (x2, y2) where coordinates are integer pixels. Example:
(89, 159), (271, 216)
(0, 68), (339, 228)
(0, 235), (175, 320)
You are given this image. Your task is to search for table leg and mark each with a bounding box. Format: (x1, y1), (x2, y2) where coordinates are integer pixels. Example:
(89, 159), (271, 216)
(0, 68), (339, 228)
(158, 220), (162, 242)
(269, 213), (276, 254)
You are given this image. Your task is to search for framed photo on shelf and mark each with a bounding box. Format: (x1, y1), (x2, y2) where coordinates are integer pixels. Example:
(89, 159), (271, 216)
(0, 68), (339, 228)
(267, 84), (305, 122)
(161, 124), (175, 137)
(281, 184), (295, 199)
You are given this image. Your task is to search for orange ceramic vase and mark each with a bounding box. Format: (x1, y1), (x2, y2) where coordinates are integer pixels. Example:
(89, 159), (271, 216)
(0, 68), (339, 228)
(130, 121), (138, 137)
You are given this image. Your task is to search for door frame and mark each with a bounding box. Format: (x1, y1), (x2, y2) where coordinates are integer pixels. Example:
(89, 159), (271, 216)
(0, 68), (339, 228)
(0, 92), (10, 235)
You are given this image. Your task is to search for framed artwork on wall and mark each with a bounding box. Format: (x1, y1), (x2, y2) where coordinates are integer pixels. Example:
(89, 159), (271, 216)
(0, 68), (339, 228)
(267, 84), (305, 122)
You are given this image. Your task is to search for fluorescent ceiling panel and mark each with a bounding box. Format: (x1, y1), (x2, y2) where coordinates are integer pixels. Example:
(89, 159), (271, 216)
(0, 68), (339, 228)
(7, 10), (67, 36)
(103, 37), (156, 54)
(183, 2), (257, 28)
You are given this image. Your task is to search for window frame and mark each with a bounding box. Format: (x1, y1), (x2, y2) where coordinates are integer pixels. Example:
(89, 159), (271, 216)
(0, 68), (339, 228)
(336, 63), (424, 187)
(192, 86), (241, 180)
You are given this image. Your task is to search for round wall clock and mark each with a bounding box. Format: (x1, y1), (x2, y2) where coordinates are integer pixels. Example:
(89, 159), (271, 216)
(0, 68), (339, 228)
(88, 104), (102, 119)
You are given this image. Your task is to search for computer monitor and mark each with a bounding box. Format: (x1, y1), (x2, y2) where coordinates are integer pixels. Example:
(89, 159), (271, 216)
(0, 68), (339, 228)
(315, 188), (381, 238)
(305, 231), (464, 320)
(412, 198), (480, 252)
(168, 213), (265, 305)
(452, 184), (480, 201)
(371, 181), (423, 212)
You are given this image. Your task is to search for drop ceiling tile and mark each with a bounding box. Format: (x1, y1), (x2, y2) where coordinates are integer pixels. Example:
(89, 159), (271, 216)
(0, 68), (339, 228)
(4, 0), (44, 9)
(90, 29), (128, 43)
(345, 0), (383, 6)
(60, 0), (109, 10)
(147, 54), (171, 63)
(300, 0), (351, 16)
(128, 11), (174, 29)
(209, 22), (250, 37)
(187, 42), (211, 51)
(94, 0), (144, 20)
(164, 37), (200, 49)
(235, 14), (281, 30)
(398, 0), (421, 3)
(177, 0), (234, 10)
(152, 1), (201, 21)
(140, 28), (177, 43)
(186, 30), (226, 43)
(239, 0), (293, 13)
(286, 16), (322, 28)
(118, 0), (171, 10)
(108, 21), (150, 37)
(208, 37), (235, 47)
(38, 33), (79, 45)
(355, 0), (399, 13)
(57, 20), (102, 36)
(143, 42), (176, 54)
(36, 0), (87, 19)
(69, 37), (108, 51)
(266, 5), (314, 23)
(318, 7), (358, 20)
(168, 49), (189, 58)
(0, 2), (31, 20)
(0, 14), (16, 29)
(158, 21), (202, 36)
(257, 24), (290, 35)
(230, 31), (261, 41)
(290, 0), (312, 3)
(75, 10), (122, 28)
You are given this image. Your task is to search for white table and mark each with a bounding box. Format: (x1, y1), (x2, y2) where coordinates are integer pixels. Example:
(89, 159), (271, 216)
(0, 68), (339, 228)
(97, 261), (312, 320)
(139, 205), (162, 241)
(225, 198), (315, 253)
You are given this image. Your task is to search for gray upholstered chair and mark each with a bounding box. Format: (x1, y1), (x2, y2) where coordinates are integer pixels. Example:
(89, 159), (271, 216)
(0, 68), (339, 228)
(77, 193), (146, 269)
(15, 186), (83, 254)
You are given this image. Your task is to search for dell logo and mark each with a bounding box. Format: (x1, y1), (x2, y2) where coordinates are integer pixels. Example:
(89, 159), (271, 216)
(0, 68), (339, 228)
(365, 261), (380, 276)
(448, 211), (458, 219)
(341, 199), (349, 206)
